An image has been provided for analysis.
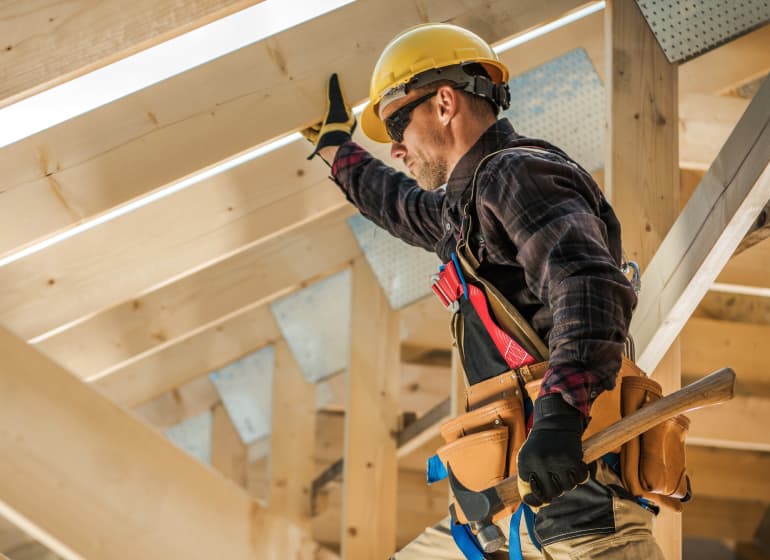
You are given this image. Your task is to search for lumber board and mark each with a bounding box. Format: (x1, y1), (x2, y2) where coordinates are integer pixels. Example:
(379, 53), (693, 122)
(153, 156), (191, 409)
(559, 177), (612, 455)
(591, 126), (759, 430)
(38, 206), (357, 381)
(630, 78), (770, 373)
(716, 235), (770, 290)
(0, 168), (346, 341)
(683, 497), (766, 542)
(681, 317), (769, 387)
(212, 403), (248, 487)
(0, 324), (299, 560)
(686, 446), (770, 501)
(687, 395), (770, 452)
(0, 0), (263, 108)
(269, 341), (317, 527)
(0, 0), (583, 258)
(133, 375), (221, 430)
(679, 94), (749, 171)
(342, 257), (400, 558)
(605, 2), (682, 555)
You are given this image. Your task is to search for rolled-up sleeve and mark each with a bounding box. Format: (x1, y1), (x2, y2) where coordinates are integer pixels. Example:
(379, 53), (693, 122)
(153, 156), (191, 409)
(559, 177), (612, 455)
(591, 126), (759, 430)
(332, 141), (445, 253)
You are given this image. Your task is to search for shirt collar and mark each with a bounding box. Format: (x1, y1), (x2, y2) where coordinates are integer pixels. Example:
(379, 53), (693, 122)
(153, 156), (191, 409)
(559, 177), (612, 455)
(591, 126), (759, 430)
(445, 119), (520, 208)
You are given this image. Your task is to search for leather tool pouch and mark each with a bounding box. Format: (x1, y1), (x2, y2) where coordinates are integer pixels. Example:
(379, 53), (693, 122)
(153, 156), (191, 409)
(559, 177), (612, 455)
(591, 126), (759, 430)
(620, 376), (691, 512)
(438, 387), (527, 523)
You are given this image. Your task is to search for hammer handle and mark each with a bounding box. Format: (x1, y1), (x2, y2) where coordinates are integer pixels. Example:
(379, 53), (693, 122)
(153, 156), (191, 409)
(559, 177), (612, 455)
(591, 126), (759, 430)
(495, 367), (736, 507)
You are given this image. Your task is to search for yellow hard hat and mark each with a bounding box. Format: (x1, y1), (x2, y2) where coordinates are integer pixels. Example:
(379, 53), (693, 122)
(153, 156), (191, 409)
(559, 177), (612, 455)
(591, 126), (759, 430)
(361, 23), (510, 143)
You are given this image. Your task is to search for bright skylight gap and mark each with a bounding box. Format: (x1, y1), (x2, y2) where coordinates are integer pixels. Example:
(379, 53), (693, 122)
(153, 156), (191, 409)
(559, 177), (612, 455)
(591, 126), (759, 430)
(493, 1), (605, 54)
(0, 1), (603, 269)
(0, 0), (354, 148)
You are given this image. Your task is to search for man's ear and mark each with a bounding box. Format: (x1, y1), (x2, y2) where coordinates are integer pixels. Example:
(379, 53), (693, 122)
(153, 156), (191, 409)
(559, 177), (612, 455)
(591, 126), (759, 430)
(435, 85), (459, 125)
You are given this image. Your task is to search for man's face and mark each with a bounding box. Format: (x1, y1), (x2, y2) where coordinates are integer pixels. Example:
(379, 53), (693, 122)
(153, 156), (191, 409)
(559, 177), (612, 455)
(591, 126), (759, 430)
(380, 88), (451, 190)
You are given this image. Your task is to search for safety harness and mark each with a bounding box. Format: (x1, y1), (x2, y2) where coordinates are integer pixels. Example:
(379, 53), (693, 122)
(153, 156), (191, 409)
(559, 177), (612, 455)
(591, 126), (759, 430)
(427, 147), (555, 559)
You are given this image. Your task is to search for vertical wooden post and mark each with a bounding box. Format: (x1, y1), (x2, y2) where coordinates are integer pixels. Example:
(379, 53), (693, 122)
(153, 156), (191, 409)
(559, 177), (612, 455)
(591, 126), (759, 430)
(606, 2), (682, 558)
(342, 257), (400, 559)
(211, 403), (248, 487)
(269, 340), (317, 528)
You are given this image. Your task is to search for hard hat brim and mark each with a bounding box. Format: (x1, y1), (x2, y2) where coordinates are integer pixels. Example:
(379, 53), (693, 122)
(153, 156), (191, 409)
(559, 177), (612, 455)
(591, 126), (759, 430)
(361, 102), (391, 144)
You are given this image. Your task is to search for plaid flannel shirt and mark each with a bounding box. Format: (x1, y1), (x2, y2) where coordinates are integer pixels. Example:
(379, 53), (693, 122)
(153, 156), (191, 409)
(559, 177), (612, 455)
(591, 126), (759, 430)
(331, 119), (636, 419)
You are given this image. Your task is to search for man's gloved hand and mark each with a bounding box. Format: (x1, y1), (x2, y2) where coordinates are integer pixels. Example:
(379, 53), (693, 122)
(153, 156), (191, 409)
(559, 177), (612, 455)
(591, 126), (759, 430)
(302, 73), (356, 161)
(517, 394), (590, 509)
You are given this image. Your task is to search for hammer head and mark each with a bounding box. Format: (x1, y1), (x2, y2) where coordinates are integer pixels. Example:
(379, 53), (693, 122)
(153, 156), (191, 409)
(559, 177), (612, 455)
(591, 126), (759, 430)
(447, 464), (507, 552)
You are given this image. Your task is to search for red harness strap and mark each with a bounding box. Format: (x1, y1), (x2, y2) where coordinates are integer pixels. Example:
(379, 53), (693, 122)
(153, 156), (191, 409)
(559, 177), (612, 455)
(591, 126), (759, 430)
(432, 256), (537, 370)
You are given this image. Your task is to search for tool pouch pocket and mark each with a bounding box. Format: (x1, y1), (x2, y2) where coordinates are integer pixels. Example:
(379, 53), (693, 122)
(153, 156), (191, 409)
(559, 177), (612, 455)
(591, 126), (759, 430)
(438, 393), (527, 523)
(620, 376), (692, 511)
(438, 427), (509, 524)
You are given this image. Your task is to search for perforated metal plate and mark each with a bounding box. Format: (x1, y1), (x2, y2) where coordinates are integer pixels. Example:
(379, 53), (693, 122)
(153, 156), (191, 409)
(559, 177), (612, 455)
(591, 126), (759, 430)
(165, 410), (212, 464)
(348, 214), (440, 310)
(502, 48), (605, 172)
(636, 0), (770, 63)
(209, 345), (275, 445)
(270, 270), (351, 383)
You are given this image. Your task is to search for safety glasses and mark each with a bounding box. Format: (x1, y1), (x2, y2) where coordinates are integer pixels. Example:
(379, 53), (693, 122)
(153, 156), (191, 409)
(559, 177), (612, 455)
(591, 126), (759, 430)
(383, 90), (440, 143)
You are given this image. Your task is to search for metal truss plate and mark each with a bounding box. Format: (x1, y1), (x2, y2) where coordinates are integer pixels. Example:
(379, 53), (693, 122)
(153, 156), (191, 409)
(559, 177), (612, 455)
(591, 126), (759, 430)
(347, 214), (440, 310)
(209, 345), (275, 445)
(270, 270), (351, 383)
(502, 48), (605, 172)
(165, 410), (212, 464)
(636, 0), (770, 63)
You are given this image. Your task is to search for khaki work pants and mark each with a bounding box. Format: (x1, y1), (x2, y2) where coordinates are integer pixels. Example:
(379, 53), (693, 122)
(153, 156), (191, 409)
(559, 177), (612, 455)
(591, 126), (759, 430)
(392, 463), (665, 560)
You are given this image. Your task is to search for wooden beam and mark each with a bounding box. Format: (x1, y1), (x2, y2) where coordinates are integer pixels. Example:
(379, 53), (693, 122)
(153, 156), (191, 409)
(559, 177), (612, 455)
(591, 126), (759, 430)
(212, 403), (248, 488)
(606, 1), (681, 556)
(681, 317), (770, 388)
(342, 257), (400, 558)
(683, 497), (766, 542)
(269, 341), (317, 528)
(91, 304), (281, 408)
(0, 0), (582, 258)
(0, 171), (346, 342)
(0, 324), (299, 560)
(686, 446), (770, 502)
(38, 205), (357, 381)
(679, 94), (749, 171)
(629, 77), (770, 374)
(133, 375), (221, 430)
(0, 1), (264, 108)
(717, 235), (770, 290)
(688, 395), (770, 452)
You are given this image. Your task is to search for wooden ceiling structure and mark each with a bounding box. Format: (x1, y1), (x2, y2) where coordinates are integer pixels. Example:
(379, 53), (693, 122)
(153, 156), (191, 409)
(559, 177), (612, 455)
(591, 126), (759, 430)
(1, 1), (769, 559)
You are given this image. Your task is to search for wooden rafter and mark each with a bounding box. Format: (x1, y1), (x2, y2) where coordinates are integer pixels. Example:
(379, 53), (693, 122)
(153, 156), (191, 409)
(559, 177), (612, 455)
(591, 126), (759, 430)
(0, 324), (303, 560)
(630, 78), (770, 373)
(0, 0), (583, 258)
(0, 0), (265, 108)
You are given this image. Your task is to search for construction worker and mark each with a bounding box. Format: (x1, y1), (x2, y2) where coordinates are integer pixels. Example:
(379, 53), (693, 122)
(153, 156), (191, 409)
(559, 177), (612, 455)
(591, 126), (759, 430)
(303, 23), (671, 559)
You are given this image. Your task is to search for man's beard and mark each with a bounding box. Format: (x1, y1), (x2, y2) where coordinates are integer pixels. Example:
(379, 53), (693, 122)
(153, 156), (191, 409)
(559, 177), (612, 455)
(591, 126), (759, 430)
(412, 124), (449, 190)
(413, 157), (449, 190)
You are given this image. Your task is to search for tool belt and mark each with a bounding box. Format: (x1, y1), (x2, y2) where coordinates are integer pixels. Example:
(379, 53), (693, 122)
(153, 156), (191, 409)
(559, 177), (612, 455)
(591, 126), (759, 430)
(438, 358), (691, 524)
(431, 146), (691, 525)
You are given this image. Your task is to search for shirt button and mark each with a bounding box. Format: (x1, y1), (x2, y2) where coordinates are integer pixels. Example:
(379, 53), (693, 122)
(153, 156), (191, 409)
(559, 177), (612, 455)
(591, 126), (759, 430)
(590, 391), (597, 399)
(445, 223), (451, 231)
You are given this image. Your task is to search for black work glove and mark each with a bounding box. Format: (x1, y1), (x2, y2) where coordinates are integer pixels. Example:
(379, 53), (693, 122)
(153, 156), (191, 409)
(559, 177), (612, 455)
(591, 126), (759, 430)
(301, 73), (356, 161)
(516, 394), (590, 509)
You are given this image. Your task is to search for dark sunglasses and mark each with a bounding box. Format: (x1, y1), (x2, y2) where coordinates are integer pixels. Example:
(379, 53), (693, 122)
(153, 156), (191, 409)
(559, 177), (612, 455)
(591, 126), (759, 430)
(383, 90), (440, 143)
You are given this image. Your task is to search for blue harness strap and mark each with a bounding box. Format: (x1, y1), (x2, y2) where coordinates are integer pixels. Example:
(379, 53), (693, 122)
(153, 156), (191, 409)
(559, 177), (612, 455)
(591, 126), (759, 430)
(450, 518), (487, 560)
(427, 454), (448, 484)
(508, 503), (540, 560)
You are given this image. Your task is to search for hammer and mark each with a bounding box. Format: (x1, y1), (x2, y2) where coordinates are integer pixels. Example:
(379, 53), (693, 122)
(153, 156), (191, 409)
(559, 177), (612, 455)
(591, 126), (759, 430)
(448, 367), (736, 552)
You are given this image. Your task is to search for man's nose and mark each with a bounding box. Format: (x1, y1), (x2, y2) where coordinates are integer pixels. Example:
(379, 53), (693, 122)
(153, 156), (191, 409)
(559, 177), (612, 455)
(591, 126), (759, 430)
(390, 142), (406, 159)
